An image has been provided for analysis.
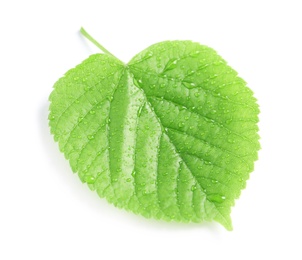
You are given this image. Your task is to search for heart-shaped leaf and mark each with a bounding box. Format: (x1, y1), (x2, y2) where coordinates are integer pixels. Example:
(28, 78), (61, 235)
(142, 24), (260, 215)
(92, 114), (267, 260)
(49, 28), (260, 230)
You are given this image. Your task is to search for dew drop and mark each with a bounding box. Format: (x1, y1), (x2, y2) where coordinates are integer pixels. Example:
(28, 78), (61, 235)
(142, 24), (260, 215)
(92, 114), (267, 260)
(207, 194), (226, 203)
(213, 60), (224, 66)
(187, 70), (195, 75)
(146, 51), (153, 57)
(126, 178), (131, 182)
(85, 175), (96, 184)
(90, 110), (96, 115)
(189, 50), (200, 57)
(194, 92), (200, 97)
(227, 138), (235, 143)
(48, 114), (55, 120)
(199, 64), (209, 69)
(204, 160), (212, 165)
(78, 117), (83, 122)
(210, 74), (218, 79)
(87, 135), (94, 140)
(164, 58), (179, 71)
(178, 122), (185, 128)
(191, 185), (197, 191)
(226, 118), (233, 124)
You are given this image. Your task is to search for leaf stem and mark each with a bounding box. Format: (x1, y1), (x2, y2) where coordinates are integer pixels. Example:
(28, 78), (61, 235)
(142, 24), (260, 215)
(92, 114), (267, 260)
(80, 27), (119, 60)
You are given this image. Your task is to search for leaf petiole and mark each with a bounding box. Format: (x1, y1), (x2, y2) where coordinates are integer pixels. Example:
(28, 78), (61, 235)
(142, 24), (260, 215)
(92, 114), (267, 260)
(80, 27), (120, 61)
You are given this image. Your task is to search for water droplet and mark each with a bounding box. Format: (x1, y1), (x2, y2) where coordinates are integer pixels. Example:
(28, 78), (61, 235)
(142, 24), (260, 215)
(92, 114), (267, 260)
(191, 185), (197, 191)
(227, 138), (235, 143)
(183, 82), (196, 89)
(146, 51), (153, 57)
(204, 161), (212, 165)
(213, 60), (224, 65)
(90, 110), (95, 115)
(126, 178), (131, 182)
(194, 92), (200, 97)
(88, 135), (94, 140)
(48, 114), (55, 120)
(189, 50), (200, 57)
(198, 64), (209, 69)
(164, 58), (179, 71)
(85, 175), (96, 184)
(131, 171), (136, 177)
(187, 70), (195, 76)
(211, 179), (218, 184)
(207, 194), (226, 203)
(78, 117), (83, 122)
(178, 122), (185, 128)
(210, 74), (218, 79)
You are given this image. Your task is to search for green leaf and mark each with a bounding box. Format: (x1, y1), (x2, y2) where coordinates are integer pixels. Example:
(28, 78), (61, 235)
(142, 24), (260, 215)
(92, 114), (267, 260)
(49, 29), (260, 230)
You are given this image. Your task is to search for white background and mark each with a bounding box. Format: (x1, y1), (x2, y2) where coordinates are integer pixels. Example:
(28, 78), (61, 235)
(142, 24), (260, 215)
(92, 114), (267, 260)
(1, 0), (301, 259)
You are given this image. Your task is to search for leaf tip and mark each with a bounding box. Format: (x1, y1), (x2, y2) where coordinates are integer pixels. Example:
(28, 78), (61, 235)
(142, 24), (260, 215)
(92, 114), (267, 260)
(215, 213), (233, 231)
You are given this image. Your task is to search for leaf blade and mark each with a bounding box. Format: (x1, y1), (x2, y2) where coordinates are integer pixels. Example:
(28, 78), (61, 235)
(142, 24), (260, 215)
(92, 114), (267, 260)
(49, 40), (260, 230)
